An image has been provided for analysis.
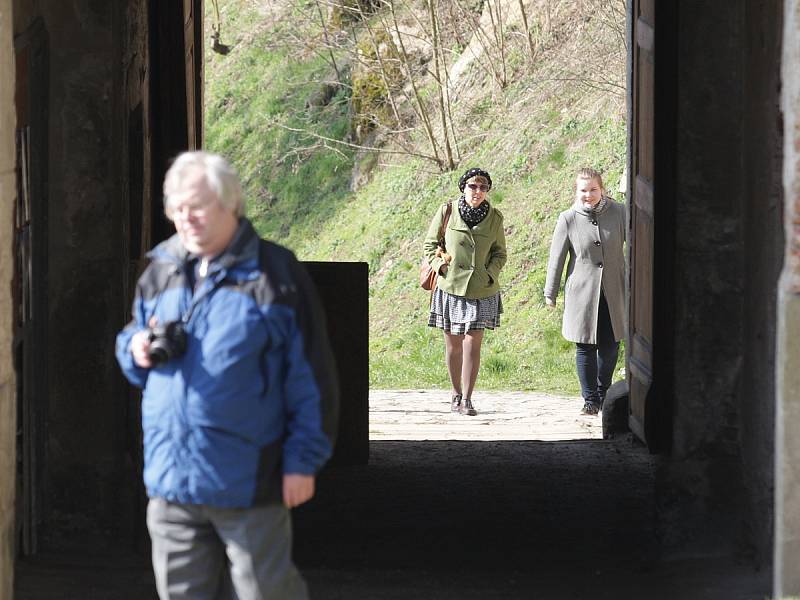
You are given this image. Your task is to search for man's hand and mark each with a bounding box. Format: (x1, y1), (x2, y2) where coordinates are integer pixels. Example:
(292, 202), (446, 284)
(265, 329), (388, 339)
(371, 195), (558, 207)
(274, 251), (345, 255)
(283, 474), (315, 508)
(131, 330), (153, 368)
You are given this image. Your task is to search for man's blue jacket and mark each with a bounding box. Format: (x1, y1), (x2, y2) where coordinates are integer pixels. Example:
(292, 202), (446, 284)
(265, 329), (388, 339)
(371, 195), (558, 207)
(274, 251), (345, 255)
(116, 218), (339, 507)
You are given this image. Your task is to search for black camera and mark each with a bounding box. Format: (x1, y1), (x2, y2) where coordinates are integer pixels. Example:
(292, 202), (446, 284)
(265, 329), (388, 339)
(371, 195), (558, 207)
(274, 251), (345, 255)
(147, 321), (187, 366)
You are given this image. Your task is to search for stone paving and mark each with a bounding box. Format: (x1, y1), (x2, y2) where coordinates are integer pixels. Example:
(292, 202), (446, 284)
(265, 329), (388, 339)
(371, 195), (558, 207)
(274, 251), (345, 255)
(368, 389), (602, 441)
(15, 390), (770, 600)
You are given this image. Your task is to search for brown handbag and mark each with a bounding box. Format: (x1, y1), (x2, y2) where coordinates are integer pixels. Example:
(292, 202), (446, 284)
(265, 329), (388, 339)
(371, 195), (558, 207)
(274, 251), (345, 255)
(419, 202), (453, 290)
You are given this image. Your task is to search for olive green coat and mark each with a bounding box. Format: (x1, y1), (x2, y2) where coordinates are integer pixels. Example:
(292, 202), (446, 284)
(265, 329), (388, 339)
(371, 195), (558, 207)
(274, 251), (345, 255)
(544, 198), (626, 344)
(423, 202), (507, 299)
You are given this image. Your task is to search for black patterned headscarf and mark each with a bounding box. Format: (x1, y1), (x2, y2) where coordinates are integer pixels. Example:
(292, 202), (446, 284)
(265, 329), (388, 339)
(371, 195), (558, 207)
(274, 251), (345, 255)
(457, 167), (492, 228)
(458, 168), (493, 193)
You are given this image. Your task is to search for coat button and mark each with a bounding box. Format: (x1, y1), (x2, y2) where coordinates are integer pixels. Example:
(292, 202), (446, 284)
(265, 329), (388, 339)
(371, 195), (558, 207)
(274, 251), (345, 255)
(597, 262), (603, 268)
(594, 240), (601, 246)
(592, 220), (598, 226)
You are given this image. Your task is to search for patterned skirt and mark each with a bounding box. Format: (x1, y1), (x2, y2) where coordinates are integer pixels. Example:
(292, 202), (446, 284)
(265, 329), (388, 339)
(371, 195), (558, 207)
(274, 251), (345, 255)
(427, 287), (503, 335)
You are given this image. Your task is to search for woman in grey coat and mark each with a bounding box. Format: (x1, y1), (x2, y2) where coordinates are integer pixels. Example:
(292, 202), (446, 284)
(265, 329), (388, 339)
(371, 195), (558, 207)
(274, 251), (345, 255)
(544, 168), (626, 415)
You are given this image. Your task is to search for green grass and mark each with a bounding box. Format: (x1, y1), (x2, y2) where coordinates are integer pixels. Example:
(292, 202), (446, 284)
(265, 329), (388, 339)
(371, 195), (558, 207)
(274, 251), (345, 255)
(204, 0), (627, 393)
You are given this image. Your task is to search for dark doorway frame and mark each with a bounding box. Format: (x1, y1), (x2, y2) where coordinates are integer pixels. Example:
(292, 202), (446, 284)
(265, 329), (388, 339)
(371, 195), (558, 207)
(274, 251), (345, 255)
(148, 0), (203, 245)
(13, 17), (49, 556)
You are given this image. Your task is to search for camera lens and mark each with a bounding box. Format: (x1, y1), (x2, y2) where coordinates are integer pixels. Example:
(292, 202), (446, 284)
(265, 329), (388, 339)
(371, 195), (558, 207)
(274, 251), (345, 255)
(148, 345), (170, 366)
(146, 321), (187, 366)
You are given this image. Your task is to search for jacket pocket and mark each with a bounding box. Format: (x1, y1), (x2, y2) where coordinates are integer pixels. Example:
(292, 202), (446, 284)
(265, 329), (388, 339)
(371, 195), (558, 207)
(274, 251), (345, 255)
(476, 266), (492, 287)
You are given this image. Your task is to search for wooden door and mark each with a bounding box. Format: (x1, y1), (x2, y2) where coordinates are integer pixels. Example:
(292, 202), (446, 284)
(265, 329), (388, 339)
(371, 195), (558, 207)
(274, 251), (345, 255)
(628, 0), (656, 448)
(183, 0), (203, 150)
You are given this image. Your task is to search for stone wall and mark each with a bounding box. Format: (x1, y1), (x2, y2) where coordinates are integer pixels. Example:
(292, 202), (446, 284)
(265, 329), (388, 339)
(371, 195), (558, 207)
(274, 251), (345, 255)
(10, 0), (146, 553)
(776, 0), (800, 594)
(663, 0), (748, 556)
(742, 0), (783, 567)
(0, 2), (16, 598)
(662, 0), (782, 563)
(41, 2), (123, 549)
(118, 0), (152, 552)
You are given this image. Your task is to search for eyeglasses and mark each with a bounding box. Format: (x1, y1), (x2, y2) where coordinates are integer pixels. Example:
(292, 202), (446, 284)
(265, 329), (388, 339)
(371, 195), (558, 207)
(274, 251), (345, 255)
(168, 197), (216, 220)
(466, 183), (490, 192)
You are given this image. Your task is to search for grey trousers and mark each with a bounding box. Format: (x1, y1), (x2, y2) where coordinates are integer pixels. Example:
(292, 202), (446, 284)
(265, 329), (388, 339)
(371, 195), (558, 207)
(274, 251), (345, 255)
(146, 497), (309, 600)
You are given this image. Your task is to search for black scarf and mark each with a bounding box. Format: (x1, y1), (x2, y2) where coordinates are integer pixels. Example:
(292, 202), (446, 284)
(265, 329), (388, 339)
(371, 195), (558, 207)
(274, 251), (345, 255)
(459, 195), (490, 228)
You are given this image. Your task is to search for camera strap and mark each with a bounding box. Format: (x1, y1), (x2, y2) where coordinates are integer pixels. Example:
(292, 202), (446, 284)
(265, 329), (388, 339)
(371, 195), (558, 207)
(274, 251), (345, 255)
(145, 257), (228, 329)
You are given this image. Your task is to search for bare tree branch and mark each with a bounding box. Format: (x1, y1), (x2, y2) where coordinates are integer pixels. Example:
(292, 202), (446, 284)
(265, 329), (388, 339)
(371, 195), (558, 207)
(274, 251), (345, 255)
(428, 0), (455, 169)
(277, 123), (443, 163)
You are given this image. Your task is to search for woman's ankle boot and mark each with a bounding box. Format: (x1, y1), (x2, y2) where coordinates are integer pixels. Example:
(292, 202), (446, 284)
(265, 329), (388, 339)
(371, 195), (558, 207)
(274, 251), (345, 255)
(459, 397), (477, 416)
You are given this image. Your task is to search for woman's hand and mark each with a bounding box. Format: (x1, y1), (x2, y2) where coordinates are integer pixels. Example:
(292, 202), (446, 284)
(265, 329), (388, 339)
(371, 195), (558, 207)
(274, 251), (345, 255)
(439, 252), (452, 275)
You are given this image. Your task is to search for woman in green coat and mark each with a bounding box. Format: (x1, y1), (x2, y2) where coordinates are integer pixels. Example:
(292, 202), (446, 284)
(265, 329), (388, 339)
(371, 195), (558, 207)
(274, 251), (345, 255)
(423, 168), (507, 416)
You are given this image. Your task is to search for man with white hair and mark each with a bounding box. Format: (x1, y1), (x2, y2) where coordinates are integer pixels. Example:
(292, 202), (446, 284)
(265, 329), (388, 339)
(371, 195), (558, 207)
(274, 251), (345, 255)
(116, 151), (339, 599)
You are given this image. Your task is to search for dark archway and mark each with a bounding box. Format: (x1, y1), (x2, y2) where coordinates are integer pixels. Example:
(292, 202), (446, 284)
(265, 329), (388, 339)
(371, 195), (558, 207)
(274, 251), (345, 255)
(5, 0), (786, 597)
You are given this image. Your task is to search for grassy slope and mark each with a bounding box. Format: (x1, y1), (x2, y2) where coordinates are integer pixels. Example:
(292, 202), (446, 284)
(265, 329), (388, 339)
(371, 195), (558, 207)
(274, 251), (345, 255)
(205, 0), (626, 393)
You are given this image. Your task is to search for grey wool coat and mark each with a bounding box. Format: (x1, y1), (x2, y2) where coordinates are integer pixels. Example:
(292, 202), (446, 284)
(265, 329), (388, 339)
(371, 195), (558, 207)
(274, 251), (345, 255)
(544, 198), (626, 344)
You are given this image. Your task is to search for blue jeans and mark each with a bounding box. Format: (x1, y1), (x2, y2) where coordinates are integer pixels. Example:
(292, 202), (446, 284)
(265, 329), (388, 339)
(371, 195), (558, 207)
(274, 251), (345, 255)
(575, 292), (619, 404)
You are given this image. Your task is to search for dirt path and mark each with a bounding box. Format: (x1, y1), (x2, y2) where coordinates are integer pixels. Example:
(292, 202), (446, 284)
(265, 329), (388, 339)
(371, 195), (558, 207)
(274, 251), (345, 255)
(368, 389), (602, 441)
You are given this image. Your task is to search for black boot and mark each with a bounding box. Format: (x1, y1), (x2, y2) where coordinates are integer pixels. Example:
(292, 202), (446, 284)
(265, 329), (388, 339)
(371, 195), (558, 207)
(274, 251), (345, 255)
(581, 400), (600, 415)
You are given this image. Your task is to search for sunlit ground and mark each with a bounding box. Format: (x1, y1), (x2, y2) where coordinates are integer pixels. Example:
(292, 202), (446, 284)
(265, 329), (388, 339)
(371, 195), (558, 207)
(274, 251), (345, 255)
(369, 389), (603, 441)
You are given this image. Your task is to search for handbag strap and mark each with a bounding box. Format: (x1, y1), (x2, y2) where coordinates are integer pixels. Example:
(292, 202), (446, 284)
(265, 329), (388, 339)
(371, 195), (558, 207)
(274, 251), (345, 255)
(438, 202), (453, 247)
(429, 202), (453, 301)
